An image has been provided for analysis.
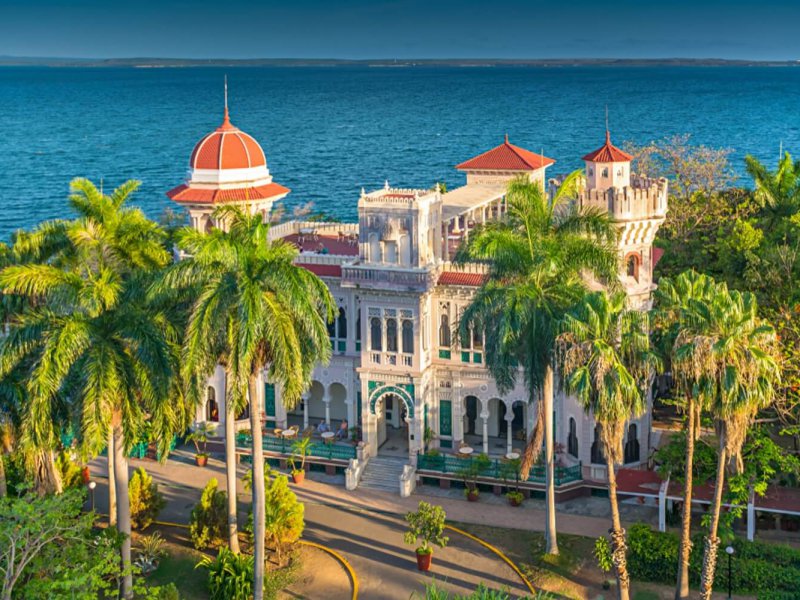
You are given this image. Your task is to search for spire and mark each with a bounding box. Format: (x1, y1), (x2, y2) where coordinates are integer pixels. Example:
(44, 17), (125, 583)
(605, 104), (609, 141)
(222, 75), (231, 126)
(504, 133), (509, 144)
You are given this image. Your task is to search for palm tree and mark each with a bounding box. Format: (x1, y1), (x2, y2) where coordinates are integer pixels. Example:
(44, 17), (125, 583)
(651, 270), (721, 599)
(695, 289), (780, 600)
(159, 206), (333, 598)
(457, 173), (618, 554)
(744, 151), (800, 227)
(557, 291), (657, 600)
(0, 178), (178, 599)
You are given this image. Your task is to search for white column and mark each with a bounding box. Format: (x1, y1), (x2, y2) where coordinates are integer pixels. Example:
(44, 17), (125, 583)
(506, 414), (514, 455)
(658, 476), (669, 532)
(323, 393), (331, 425)
(481, 411), (489, 454)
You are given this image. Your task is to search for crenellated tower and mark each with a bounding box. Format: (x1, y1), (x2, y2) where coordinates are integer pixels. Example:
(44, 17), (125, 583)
(553, 130), (668, 308)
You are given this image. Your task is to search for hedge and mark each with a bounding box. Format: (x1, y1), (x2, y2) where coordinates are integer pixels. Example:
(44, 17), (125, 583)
(621, 523), (800, 595)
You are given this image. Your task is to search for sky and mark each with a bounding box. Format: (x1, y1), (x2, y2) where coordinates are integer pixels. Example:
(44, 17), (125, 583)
(1, 0), (799, 61)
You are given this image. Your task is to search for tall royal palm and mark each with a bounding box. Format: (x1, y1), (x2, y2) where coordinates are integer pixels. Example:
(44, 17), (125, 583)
(695, 289), (779, 600)
(457, 173), (618, 554)
(0, 178), (177, 598)
(651, 270), (720, 599)
(160, 206), (333, 598)
(558, 291), (656, 600)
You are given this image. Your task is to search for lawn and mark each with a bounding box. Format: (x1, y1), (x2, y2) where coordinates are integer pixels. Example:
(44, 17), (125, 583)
(146, 540), (209, 600)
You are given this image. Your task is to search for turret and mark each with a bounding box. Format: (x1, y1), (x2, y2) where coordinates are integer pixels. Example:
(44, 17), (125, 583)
(582, 130), (633, 191)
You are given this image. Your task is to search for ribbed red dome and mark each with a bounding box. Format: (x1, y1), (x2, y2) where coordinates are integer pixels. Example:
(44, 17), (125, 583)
(189, 109), (267, 170)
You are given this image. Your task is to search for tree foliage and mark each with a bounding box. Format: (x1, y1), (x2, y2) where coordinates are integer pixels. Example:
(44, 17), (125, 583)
(129, 467), (166, 530)
(190, 478), (229, 550)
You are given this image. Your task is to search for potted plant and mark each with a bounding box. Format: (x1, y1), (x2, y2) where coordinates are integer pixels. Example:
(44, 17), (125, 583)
(404, 501), (449, 572)
(348, 426), (361, 445)
(185, 422), (217, 466)
(499, 457), (522, 506)
(458, 453), (490, 502)
(506, 490), (524, 507)
(289, 436), (313, 484)
(133, 532), (166, 575)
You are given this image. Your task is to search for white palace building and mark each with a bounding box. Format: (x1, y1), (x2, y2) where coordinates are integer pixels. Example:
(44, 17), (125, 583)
(168, 104), (668, 496)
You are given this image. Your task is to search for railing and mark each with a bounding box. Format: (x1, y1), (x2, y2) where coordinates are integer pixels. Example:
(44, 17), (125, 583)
(416, 453), (582, 486)
(235, 433), (357, 461)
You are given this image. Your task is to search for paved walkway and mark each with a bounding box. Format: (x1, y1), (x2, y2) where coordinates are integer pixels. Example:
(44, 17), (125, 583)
(89, 451), (534, 599)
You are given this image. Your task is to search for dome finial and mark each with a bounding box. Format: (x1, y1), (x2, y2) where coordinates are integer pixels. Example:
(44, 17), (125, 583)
(223, 75), (230, 125)
(504, 133), (509, 144)
(605, 104), (610, 143)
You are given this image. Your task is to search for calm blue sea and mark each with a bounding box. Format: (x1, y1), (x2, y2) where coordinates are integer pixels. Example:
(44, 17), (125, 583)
(1, 66), (799, 240)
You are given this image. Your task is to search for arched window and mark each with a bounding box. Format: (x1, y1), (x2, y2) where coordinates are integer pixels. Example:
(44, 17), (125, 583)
(567, 417), (578, 458)
(370, 317), (382, 351)
(472, 319), (483, 350)
(624, 423), (640, 463)
(337, 307), (347, 339)
(356, 310), (361, 343)
(439, 315), (451, 347)
(459, 321), (471, 350)
(386, 319), (398, 352)
(591, 424), (605, 464)
(402, 320), (414, 354)
(206, 386), (219, 422)
(626, 253), (640, 282)
(327, 315), (336, 338)
(602, 167), (609, 178)
(588, 167), (594, 176)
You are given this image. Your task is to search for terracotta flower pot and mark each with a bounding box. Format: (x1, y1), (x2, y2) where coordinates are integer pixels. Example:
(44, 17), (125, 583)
(292, 470), (305, 485)
(81, 466), (91, 484)
(195, 454), (208, 467)
(466, 489), (479, 502)
(416, 550), (433, 571)
(508, 496), (522, 507)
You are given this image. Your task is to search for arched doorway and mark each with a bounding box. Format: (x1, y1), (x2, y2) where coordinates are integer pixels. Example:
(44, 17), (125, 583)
(464, 395), (479, 436)
(206, 386), (219, 422)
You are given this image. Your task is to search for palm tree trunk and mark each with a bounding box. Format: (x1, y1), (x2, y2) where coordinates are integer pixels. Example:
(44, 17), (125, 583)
(33, 449), (63, 496)
(107, 426), (117, 527)
(225, 392), (241, 553)
(675, 402), (696, 599)
(605, 452), (630, 600)
(699, 436), (727, 600)
(113, 422), (133, 599)
(543, 364), (559, 555)
(249, 375), (266, 600)
(0, 452), (6, 497)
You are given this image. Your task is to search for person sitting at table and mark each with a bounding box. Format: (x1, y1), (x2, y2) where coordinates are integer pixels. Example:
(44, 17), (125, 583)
(335, 419), (348, 440)
(315, 420), (330, 435)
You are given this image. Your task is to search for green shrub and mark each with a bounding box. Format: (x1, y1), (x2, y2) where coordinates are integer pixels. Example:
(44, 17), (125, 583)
(128, 467), (166, 530)
(197, 547), (253, 600)
(264, 474), (304, 566)
(622, 523), (800, 595)
(55, 452), (84, 489)
(594, 535), (613, 573)
(190, 478), (228, 549)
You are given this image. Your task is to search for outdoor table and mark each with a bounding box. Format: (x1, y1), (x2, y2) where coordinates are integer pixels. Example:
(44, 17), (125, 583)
(458, 446), (474, 456)
(505, 452), (520, 460)
(281, 429), (297, 438)
(321, 431), (335, 444)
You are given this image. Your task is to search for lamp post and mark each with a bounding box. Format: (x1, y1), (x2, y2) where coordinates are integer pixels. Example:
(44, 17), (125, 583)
(725, 545), (735, 600)
(88, 480), (97, 512)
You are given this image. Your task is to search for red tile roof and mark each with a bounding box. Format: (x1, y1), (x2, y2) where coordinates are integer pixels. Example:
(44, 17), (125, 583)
(653, 247), (664, 269)
(437, 271), (486, 287)
(297, 263), (342, 277)
(166, 182), (289, 204)
(456, 136), (555, 171)
(189, 109), (267, 170)
(582, 131), (633, 163)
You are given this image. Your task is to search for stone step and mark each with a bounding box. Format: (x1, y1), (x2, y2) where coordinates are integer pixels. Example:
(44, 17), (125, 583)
(358, 455), (409, 493)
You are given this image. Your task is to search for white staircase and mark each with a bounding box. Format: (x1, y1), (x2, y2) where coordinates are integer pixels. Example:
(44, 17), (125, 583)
(358, 455), (408, 493)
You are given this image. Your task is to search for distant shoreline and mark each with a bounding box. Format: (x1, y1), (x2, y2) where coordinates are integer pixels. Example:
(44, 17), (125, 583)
(1, 56), (799, 68)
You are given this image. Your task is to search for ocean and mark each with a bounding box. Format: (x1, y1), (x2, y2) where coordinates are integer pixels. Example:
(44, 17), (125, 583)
(1, 66), (799, 240)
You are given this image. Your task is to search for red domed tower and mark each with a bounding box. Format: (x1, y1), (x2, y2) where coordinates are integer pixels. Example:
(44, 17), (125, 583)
(167, 88), (289, 232)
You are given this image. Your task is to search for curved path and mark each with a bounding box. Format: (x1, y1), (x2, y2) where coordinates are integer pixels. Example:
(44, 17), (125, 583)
(88, 453), (538, 599)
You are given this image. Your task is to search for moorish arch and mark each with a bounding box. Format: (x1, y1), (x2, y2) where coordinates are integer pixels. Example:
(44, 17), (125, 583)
(368, 382), (415, 420)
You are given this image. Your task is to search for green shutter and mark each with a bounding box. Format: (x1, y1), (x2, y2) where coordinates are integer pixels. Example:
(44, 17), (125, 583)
(439, 400), (452, 436)
(264, 383), (276, 417)
(461, 351), (470, 363)
(357, 391), (362, 425)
